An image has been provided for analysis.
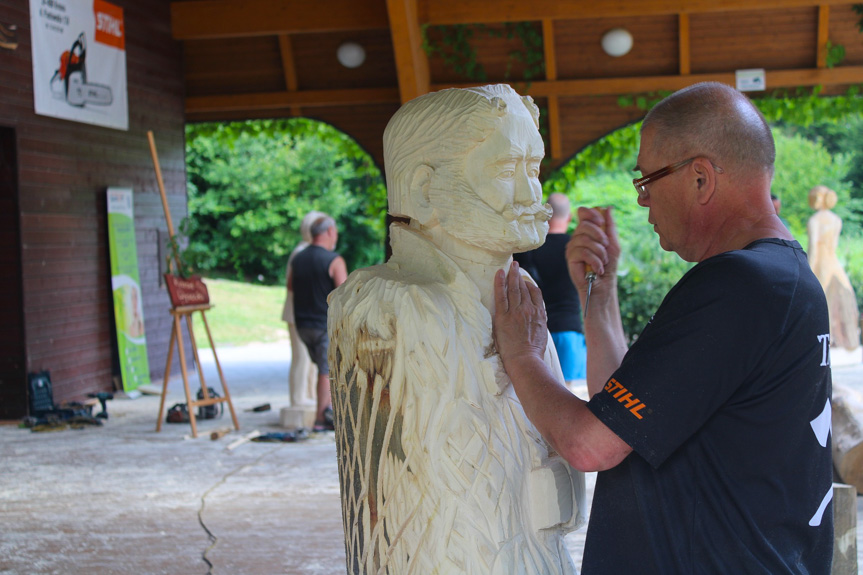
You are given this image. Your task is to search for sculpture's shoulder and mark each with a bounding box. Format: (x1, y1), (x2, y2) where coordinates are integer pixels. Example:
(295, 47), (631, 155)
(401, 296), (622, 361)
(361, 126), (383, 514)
(329, 261), (459, 340)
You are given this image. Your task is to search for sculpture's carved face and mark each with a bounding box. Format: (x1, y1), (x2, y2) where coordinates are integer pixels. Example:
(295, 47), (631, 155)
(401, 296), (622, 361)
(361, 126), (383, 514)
(427, 106), (548, 254)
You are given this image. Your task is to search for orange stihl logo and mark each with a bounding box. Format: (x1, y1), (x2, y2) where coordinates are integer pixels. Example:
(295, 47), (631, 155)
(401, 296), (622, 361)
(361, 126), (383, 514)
(604, 378), (647, 419)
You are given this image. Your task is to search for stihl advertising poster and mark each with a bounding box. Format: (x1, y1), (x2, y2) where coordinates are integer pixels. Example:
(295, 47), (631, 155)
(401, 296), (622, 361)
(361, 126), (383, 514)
(30, 0), (128, 131)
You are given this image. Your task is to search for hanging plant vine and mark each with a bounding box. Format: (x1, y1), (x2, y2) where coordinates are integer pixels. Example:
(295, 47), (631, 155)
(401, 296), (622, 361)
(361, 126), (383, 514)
(421, 22), (545, 84)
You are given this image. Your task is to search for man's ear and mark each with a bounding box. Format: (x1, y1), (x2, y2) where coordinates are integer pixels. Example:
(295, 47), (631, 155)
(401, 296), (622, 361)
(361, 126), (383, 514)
(692, 158), (717, 205)
(409, 164), (435, 224)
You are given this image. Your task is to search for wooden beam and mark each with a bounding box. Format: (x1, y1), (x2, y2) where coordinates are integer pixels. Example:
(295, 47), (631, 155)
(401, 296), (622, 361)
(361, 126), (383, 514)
(185, 87), (401, 114)
(817, 5), (830, 68)
(678, 13), (690, 76)
(171, 0), (389, 40)
(387, 0), (430, 103)
(433, 66), (863, 97)
(422, 0), (861, 25)
(542, 19), (561, 159)
(277, 34), (302, 117)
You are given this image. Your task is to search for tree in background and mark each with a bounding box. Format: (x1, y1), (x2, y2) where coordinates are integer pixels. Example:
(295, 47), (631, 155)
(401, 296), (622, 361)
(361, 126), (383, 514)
(184, 119), (387, 283)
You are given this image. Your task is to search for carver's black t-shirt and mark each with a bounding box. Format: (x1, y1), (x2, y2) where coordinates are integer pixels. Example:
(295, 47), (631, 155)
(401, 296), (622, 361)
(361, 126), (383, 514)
(583, 239), (833, 574)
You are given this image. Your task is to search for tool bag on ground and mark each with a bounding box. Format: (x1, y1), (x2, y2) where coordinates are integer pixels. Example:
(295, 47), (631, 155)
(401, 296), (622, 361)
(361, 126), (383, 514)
(196, 387), (223, 420)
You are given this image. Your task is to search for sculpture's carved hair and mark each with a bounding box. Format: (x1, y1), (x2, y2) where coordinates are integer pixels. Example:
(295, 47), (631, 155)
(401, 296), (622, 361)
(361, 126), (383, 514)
(383, 84), (540, 218)
(809, 185), (837, 211)
(643, 81), (775, 177)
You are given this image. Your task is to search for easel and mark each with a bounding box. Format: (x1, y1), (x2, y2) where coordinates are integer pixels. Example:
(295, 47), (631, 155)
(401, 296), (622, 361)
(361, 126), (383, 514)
(148, 131), (239, 438)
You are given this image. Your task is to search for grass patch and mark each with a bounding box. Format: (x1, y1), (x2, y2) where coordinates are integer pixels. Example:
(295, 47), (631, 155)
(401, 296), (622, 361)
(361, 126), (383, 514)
(190, 278), (288, 348)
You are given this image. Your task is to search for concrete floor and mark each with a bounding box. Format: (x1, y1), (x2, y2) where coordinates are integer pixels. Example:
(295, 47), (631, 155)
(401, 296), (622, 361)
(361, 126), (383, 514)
(1, 342), (860, 575)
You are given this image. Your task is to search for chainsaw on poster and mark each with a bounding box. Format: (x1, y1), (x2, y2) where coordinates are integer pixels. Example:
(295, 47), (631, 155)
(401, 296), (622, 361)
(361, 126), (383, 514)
(49, 32), (112, 107)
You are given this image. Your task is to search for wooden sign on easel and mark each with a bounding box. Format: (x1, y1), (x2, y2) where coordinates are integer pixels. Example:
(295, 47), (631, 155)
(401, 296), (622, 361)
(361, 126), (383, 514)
(147, 131), (239, 438)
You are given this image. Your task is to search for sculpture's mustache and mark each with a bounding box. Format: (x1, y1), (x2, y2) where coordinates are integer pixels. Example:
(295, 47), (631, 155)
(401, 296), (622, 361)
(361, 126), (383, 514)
(502, 202), (553, 223)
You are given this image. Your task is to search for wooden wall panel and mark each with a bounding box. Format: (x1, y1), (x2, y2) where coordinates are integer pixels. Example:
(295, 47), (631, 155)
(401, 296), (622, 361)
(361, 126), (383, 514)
(0, 0), (188, 413)
(690, 7), (817, 74)
(555, 95), (646, 169)
(829, 5), (863, 67)
(554, 16), (678, 80)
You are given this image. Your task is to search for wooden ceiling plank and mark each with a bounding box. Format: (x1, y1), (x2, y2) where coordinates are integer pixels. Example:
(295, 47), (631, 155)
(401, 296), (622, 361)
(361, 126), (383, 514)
(422, 0), (859, 25)
(542, 19), (557, 81)
(386, 0), (431, 103)
(817, 5), (830, 68)
(277, 34), (302, 116)
(171, 0), (389, 40)
(678, 13), (690, 76)
(433, 66), (863, 97)
(186, 87), (401, 114)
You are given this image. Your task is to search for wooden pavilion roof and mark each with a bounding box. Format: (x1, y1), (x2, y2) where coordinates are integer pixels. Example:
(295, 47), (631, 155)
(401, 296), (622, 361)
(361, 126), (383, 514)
(170, 0), (863, 170)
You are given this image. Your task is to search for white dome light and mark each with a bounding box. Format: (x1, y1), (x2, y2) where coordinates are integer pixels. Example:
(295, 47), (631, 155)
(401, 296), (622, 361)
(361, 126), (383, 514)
(337, 42), (366, 68)
(601, 28), (633, 57)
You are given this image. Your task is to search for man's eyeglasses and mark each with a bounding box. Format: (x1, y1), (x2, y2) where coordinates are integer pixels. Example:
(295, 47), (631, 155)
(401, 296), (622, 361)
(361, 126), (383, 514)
(632, 157), (723, 199)
(632, 157), (696, 199)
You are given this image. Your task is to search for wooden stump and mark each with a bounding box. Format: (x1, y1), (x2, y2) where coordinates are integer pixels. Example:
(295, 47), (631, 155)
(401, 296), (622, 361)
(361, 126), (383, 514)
(831, 396), (863, 492)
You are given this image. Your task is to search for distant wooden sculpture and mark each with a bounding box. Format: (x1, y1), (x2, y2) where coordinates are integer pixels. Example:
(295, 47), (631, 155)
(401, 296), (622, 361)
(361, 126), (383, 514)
(328, 85), (584, 574)
(807, 185), (861, 351)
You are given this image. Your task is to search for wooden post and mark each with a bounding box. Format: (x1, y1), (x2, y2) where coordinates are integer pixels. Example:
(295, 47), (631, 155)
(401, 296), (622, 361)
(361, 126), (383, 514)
(832, 483), (858, 575)
(831, 397), (863, 492)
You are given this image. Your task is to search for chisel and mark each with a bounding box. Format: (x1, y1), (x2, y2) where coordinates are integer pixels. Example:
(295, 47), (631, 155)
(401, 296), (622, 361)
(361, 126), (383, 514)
(583, 208), (608, 318)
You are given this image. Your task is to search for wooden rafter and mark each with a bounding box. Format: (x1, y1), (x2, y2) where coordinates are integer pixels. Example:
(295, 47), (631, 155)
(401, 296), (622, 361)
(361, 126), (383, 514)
(185, 64), (863, 117)
(386, 0), (430, 103)
(542, 19), (561, 160)
(171, 0), (389, 39)
(817, 5), (831, 68)
(185, 87), (401, 114)
(172, 0), (862, 40)
(435, 66), (863, 98)
(421, 0), (861, 25)
(277, 34), (301, 117)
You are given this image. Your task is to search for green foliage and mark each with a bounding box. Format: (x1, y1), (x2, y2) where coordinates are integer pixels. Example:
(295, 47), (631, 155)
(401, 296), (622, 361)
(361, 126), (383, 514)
(421, 22), (545, 83)
(754, 85), (863, 126)
(825, 41), (846, 69)
(184, 119), (386, 284)
(854, 4), (863, 32)
(842, 236), (863, 313)
(771, 130), (863, 237)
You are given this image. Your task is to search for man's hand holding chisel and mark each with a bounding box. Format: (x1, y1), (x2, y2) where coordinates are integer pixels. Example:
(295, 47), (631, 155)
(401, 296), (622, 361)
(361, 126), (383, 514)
(565, 206), (628, 395)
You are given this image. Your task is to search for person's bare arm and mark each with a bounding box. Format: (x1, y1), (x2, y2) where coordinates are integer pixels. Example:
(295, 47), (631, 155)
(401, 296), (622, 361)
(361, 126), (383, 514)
(493, 263), (632, 471)
(566, 207), (629, 397)
(329, 256), (348, 287)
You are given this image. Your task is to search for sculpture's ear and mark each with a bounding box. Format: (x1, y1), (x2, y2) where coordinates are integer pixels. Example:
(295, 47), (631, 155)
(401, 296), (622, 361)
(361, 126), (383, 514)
(409, 164), (435, 224)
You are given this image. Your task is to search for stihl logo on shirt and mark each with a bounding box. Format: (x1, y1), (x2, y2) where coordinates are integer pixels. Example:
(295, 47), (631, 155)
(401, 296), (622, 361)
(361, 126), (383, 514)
(603, 378), (647, 419)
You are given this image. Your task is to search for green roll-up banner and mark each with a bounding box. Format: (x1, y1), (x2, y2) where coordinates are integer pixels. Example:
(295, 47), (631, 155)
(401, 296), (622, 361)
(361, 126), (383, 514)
(107, 187), (151, 391)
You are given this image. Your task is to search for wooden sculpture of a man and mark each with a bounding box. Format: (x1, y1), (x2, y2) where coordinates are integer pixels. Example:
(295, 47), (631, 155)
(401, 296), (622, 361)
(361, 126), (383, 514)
(328, 84), (585, 575)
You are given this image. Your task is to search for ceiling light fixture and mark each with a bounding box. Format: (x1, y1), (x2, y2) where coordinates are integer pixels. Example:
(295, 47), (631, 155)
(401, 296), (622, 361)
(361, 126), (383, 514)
(601, 28), (633, 57)
(337, 42), (366, 68)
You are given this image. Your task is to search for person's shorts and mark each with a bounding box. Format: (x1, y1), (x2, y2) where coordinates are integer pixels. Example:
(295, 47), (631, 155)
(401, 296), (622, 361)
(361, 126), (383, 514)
(551, 331), (586, 381)
(297, 327), (329, 375)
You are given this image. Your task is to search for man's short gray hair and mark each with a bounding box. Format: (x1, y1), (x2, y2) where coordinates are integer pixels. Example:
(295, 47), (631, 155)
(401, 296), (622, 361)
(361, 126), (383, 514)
(310, 215), (335, 238)
(643, 82), (775, 176)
